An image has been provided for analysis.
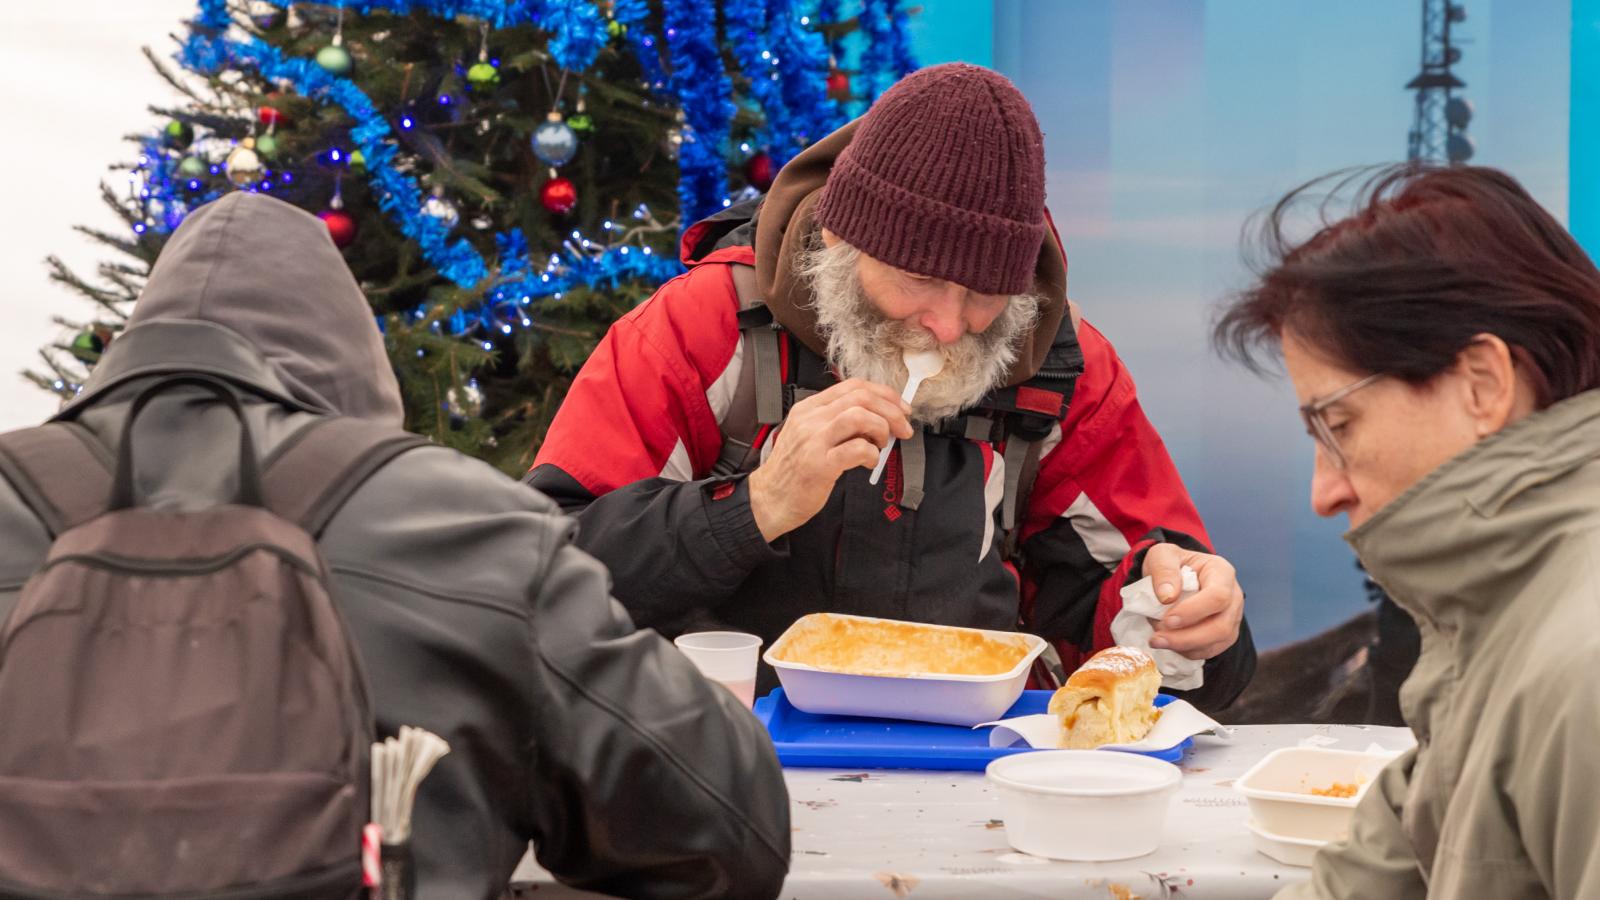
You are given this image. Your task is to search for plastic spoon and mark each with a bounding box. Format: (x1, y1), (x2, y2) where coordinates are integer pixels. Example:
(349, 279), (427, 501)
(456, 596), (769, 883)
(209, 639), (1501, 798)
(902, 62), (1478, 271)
(869, 348), (943, 485)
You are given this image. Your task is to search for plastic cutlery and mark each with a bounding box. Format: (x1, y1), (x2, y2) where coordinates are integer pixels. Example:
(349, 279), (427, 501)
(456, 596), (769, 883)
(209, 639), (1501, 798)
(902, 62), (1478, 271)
(869, 348), (942, 485)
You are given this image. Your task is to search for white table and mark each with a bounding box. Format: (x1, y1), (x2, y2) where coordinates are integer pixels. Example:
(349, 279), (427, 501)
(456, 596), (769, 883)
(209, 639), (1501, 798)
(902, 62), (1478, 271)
(510, 723), (1414, 899)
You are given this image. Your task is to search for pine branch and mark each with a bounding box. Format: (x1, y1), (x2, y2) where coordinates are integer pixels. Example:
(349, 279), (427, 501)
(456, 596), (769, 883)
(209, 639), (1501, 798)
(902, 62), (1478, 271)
(150, 105), (254, 139)
(72, 225), (145, 260)
(45, 257), (132, 312)
(96, 183), (142, 228)
(143, 46), (208, 105)
(100, 261), (150, 279)
(20, 370), (61, 393)
(404, 129), (504, 206)
(34, 348), (79, 384)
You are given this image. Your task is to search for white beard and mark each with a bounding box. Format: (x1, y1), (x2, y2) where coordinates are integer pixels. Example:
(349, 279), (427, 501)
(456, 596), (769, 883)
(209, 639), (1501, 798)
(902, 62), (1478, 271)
(798, 240), (1043, 423)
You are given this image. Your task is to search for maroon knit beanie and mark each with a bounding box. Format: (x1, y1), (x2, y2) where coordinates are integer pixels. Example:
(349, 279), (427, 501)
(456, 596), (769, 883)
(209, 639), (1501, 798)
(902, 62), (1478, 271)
(814, 63), (1047, 296)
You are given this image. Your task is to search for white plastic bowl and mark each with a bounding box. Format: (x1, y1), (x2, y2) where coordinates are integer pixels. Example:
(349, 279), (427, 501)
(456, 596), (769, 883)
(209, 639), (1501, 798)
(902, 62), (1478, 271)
(1235, 747), (1393, 842)
(1246, 818), (1324, 867)
(986, 750), (1182, 861)
(765, 614), (1047, 727)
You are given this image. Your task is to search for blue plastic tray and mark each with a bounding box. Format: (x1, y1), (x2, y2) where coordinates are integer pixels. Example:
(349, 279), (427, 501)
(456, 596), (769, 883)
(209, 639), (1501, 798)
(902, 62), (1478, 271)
(754, 688), (1190, 771)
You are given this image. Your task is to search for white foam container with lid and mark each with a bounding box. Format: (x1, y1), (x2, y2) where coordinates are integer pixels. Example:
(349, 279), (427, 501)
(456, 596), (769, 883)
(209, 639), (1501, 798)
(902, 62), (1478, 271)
(764, 614), (1047, 727)
(986, 750), (1182, 861)
(1235, 747), (1394, 842)
(1246, 818), (1324, 867)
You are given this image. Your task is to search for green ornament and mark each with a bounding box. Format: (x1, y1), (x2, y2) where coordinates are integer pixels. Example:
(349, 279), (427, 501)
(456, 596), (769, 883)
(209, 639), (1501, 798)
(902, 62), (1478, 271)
(254, 133), (278, 156)
(70, 330), (105, 363)
(607, 19), (626, 39)
(316, 44), (353, 75)
(467, 61), (499, 89)
(348, 149), (367, 172)
(567, 113), (593, 133)
(164, 120), (194, 149)
(178, 156), (206, 177)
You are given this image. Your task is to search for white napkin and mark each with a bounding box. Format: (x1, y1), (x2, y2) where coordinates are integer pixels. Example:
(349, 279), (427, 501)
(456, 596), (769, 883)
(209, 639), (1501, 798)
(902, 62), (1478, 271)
(978, 699), (1222, 752)
(1112, 566), (1206, 691)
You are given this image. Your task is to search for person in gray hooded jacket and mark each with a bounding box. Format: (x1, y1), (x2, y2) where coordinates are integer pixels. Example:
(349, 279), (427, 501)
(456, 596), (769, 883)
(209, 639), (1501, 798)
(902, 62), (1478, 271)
(0, 192), (791, 900)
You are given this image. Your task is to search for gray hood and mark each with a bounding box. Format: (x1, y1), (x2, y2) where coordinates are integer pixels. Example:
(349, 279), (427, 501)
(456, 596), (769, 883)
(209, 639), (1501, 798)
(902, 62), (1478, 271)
(98, 191), (403, 425)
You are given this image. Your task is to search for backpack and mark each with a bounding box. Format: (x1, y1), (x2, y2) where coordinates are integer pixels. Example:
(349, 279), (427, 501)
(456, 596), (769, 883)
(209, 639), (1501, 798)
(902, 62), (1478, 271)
(714, 264), (1086, 564)
(0, 374), (428, 899)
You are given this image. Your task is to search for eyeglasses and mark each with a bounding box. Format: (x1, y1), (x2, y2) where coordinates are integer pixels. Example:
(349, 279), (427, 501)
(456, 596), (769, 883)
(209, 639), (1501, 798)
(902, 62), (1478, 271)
(1299, 373), (1384, 470)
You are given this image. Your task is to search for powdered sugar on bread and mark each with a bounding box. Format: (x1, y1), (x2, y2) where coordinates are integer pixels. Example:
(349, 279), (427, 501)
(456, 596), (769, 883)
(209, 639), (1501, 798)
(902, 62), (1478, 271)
(1077, 646), (1155, 677)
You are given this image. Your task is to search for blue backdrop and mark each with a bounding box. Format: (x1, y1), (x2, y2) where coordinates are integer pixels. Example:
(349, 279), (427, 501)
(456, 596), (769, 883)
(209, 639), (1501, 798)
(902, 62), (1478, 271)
(909, 1), (1573, 649)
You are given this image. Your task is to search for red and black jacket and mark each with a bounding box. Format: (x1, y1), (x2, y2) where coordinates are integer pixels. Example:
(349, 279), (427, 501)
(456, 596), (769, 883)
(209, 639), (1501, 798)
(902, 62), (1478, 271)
(529, 204), (1255, 710)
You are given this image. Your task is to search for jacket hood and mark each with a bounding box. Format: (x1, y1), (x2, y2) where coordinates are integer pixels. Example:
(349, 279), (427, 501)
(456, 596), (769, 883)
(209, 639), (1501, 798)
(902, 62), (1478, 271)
(735, 119), (1070, 387)
(1348, 387), (1600, 643)
(79, 191), (403, 425)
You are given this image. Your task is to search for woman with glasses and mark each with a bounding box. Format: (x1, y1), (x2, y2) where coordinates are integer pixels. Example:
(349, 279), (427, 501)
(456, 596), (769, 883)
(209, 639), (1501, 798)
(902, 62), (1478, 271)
(1215, 163), (1600, 900)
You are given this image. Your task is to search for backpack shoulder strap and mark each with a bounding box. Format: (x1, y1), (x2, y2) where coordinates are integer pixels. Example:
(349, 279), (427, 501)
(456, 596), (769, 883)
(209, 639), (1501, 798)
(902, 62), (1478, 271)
(730, 263), (785, 426)
(262, 417), (431, 537)
(998, 304), (1088, 563)
(713, 263), (786, 476)
(0, 423), (115, 537)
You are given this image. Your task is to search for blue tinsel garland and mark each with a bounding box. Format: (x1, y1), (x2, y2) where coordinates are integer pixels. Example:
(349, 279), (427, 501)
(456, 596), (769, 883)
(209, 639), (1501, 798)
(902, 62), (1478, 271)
(764, 0), (844, 162)
(887, 0), (918, 81)
(724, 0), (785, 155)
(610, 0), (669, 91)
(150, 0), (907, 338)
(663, 0), (734, 221)
(180, 0), (682, 335)
(242, 0), (608, 70)
(815, 0), (845, 63)
(856, 0), (895, 103)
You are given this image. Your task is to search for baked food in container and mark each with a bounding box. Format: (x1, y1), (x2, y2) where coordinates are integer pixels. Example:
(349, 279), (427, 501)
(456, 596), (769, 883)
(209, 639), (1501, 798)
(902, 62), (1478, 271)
(766, 613), (1032, 677)
(1048, 646), (1161, 748)
(763, 613), (1048, 726)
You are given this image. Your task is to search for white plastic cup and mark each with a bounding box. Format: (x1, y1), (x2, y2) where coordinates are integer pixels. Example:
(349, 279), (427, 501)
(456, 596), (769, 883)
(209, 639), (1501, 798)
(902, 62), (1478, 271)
(674, 631), (762, 708)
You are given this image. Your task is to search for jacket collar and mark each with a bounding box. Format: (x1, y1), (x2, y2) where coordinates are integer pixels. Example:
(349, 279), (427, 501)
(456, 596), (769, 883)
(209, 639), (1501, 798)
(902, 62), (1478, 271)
(52, 320), (333, 422)
(1347, 388), (1600, 643)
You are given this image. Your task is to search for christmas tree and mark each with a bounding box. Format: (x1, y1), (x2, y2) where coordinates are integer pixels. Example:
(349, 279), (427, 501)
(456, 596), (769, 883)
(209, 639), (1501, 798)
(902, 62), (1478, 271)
(38, 0), (915, 474)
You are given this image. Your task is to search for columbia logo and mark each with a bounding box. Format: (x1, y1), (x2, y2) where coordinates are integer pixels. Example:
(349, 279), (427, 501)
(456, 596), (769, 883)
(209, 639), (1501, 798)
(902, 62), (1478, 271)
(883, 505), (902, 522)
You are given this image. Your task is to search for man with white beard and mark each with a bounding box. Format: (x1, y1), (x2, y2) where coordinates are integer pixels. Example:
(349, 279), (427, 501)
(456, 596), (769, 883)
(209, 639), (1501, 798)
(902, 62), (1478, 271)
(528, 64), (1256, 709)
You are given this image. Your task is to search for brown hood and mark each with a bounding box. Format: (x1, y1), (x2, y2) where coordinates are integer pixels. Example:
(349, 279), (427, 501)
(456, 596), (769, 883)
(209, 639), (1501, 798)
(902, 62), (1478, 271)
(754, 119), (1070, 387)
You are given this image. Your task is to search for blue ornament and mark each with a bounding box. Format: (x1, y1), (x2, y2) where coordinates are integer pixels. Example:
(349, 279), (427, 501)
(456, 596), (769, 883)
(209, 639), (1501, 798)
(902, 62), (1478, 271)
(532, 114), (579, 167)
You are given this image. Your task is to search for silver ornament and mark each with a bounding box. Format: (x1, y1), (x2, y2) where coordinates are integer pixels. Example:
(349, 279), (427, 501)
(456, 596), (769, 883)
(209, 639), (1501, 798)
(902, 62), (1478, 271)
(532, 114), (579, 167)
(423, 195), (459, 229)
(447, 379), (485, 418)
(225, 145), (263, 186)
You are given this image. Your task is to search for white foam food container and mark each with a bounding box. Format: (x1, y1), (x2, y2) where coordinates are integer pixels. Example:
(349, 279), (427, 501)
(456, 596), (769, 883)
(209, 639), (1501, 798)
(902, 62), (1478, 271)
(1235, 747), (1394, 842)
(986, 750), (1182, 861)
(1246, 818), (1324, 868)
(764, 613), (1047, 727)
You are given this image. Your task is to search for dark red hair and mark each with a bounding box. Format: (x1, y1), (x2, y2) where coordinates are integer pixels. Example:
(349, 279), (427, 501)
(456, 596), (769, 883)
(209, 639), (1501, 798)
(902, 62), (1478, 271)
(1213, 164), (1600, 407)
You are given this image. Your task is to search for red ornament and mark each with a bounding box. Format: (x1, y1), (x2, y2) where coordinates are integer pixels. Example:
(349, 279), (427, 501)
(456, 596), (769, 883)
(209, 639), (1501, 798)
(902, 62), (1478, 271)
(826, 70), (851, 99)
(540, 176), (578, 215)
(745, 152), (776, 192)
(258, 105), (290, 129)
(319, 210), (358, 248)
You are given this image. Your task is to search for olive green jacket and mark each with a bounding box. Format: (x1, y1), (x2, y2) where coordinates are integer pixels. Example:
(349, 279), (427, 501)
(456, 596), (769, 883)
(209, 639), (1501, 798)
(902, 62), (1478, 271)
(1279, 389), (1600, 899)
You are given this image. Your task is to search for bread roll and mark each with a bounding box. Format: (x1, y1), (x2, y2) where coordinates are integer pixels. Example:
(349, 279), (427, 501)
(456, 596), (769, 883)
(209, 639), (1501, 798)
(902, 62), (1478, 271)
(1047, 646), (1161, 749)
